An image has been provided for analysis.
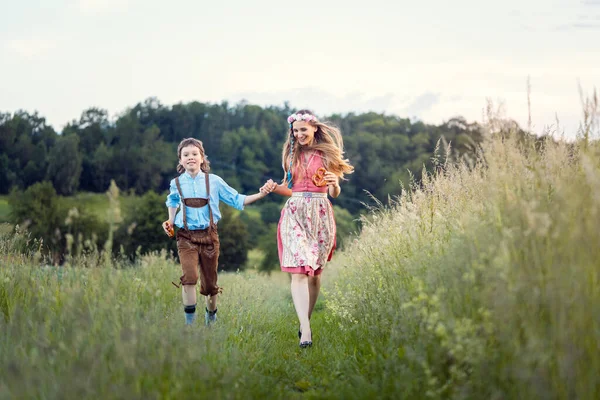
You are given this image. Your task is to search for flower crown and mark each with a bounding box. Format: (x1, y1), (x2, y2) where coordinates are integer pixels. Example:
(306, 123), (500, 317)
(285, 112), (317, 188)
(287, 113), (317, 125)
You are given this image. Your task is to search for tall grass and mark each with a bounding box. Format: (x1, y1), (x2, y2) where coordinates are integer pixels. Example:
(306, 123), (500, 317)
(0, 196), (10, 223)
(327, 112), (600, 397)
(0, 251), (329, 399)
(1, 95), (599, 399)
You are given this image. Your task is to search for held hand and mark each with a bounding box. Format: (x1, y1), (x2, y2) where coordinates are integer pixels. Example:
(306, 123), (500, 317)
(260, 179), (277, 195)
(162, 220), (175, 237)
(259, 181), (269, 195)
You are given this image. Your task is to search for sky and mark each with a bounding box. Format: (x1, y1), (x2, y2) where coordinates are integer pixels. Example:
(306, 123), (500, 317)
(1, 0), (599, 139)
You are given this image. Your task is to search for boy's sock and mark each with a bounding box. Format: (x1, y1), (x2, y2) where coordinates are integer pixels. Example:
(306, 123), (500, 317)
(184, 304), (197, 325)
(205, 307), (218, 326)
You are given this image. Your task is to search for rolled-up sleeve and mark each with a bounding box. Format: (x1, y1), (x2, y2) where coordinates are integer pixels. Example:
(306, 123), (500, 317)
(217, 176), (246, 210)
(165, 179), (181, 208)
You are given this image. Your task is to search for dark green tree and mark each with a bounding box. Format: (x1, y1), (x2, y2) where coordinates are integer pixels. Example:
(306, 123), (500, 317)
(46, 134), (82, 195)
(257, 224), (279, 274)
(115, 190), (176, 257)
(216, 206), (249, 272)
(8, 181), (64, 256)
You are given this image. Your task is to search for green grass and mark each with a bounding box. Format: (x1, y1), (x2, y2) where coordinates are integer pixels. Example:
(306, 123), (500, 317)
(1, 129), (600, 399)
(0, 196), (9, 223)
(245, 248), (265, 269)
(326, 134), (600, 399)
(0, 254), (375, 399)
(0, 193), (140, 225)
(69, 192), (139, 222)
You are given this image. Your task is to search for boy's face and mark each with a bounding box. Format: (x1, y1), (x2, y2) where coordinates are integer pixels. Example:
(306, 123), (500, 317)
(180, 145), (204, 174)
(292, 121), (317, 146)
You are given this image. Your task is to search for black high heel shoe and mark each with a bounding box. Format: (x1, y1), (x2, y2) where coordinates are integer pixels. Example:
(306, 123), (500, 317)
(298, 328), (313, 348)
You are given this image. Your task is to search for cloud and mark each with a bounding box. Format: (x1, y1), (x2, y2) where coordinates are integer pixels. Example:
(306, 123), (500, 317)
(553, 19), (600, 30)
(554, 21), (600, 30)
(401, 92), (441, 118)
(553, 0), (600, 30)
(76, 0), (130, 14)
(229, 88), (447, 123)
(4, 38), (57, 60)
(229, 87), (396, 116)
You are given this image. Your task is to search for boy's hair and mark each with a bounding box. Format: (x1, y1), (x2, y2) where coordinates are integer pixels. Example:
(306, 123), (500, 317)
(177, 138), (211, 174)
(282, 109), (354, 185)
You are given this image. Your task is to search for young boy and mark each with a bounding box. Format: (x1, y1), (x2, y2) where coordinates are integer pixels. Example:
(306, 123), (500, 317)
(162, 138), (269, 326)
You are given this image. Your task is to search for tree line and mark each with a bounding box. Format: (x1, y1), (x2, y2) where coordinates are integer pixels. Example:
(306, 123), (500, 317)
(1, 98), (489, 267)
(1, 98), (486, 212)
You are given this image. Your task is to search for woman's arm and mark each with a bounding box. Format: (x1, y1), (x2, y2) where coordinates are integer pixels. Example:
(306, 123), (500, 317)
(324, 172), (341, 198)
(272, 184), (292, 197)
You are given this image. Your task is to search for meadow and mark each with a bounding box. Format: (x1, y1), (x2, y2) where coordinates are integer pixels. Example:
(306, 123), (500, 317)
(1, 120), (599, 399)
(0, 197), (9, 223)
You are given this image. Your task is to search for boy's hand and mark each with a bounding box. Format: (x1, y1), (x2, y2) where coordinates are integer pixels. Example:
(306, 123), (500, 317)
(162, 220), (175, 237)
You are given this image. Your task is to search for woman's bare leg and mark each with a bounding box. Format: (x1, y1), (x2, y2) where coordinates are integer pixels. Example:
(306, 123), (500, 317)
(290, 274), (311, 342)
(307, 275), (321, 320)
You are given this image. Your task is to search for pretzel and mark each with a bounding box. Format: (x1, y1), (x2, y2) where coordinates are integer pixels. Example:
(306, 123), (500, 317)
(312, 167), (328, 187)
(165, 222), (175, 238)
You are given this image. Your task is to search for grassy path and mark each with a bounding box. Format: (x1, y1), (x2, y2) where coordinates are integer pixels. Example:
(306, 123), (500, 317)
(0, 258), (379, 400)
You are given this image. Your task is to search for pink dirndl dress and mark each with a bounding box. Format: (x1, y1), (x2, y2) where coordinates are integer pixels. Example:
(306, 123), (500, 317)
(277, 153), (336, 276)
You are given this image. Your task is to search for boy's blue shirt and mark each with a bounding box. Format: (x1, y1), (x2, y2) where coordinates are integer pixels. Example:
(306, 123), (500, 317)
(165, 172), (246, 230)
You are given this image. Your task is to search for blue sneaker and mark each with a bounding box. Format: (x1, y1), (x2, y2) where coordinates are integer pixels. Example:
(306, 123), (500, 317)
(205, 308), (217, 326)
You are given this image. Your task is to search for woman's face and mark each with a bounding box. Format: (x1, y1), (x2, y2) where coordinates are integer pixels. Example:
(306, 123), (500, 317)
(292, 121), (318, 146)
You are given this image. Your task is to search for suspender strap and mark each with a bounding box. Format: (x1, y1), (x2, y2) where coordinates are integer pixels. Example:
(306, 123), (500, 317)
(175, 173), (214, 231)
(204, 172), (215, 229)
(175, 177), (188, 231)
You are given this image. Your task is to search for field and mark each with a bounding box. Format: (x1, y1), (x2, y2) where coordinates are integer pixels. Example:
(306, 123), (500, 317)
(1, 133), (600, 399)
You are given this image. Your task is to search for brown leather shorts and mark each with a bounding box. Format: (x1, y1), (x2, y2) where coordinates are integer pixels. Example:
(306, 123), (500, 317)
(176, 228), (221, 296)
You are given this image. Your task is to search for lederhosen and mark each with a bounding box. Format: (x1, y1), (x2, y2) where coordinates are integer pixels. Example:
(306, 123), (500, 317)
(174, 172), (221, 296)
